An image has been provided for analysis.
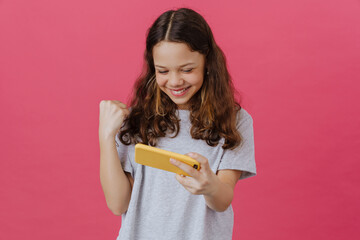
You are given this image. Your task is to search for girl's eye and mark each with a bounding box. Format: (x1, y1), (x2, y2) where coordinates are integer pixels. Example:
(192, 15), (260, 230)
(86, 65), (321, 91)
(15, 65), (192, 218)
(157, 68), (193, 74)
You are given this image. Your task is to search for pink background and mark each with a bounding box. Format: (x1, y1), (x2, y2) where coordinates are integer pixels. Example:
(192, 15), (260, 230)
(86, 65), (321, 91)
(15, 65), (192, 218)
(1, 0), (359, 239)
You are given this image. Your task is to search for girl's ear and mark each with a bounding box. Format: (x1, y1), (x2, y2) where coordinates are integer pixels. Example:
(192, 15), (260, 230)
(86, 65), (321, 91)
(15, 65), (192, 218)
(205, 66), (209, 75)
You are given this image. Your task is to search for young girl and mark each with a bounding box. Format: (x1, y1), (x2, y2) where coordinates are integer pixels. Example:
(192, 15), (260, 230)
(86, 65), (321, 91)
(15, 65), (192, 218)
(99, 8), (256, 240)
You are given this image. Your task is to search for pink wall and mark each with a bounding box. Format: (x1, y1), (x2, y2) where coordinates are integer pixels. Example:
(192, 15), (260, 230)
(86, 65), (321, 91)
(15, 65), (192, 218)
(1, 0), (359, 239)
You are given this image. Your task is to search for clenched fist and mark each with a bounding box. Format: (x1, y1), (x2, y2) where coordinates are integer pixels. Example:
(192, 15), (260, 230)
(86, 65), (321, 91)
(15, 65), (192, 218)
(99, 100), (130, 141)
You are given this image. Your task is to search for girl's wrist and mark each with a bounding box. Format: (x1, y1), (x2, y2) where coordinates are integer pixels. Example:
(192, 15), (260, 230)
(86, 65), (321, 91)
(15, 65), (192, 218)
(203, 176), (233, 212)
(99, 130), (117, 142)
(204, 175), (221, 197)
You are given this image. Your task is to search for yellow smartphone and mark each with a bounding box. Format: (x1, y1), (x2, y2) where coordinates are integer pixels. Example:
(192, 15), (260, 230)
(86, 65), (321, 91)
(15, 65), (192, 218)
(135, 143), (201, 177)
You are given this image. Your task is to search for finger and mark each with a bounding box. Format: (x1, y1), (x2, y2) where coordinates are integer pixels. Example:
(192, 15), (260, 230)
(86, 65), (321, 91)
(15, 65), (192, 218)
(175, 174), (204, 195)
(185, 152), (210, 171)
(121, 107), (130, 116)
(114, 101), (127, 109)
(175, 173), (195, 186)
(170, 158), (200, 178)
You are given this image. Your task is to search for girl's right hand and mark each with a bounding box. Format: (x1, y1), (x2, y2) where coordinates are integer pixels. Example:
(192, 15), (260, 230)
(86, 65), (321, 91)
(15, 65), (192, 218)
(99, 100), (130, 140)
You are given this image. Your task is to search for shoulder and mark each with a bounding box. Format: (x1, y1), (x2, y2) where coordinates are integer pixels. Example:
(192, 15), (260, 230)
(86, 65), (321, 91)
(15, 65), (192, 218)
(236, 107), (254, 128)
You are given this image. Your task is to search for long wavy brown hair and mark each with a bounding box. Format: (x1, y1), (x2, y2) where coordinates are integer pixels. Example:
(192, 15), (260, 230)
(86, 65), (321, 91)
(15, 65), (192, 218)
(119, 8), (242, 150)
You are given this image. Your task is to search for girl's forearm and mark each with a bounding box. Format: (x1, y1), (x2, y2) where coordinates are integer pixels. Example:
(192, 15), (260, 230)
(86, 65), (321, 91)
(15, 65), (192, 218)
(99, 135), (132, 215)
(203, 177), (234, 212)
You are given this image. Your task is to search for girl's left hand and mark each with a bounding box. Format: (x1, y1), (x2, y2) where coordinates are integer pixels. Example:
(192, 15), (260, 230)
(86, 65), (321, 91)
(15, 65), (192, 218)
(170, 152), (219, 196)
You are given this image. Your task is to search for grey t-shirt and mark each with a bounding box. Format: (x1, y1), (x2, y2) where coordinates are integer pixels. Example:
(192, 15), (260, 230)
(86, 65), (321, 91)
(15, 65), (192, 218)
(115, 108), (256, 240)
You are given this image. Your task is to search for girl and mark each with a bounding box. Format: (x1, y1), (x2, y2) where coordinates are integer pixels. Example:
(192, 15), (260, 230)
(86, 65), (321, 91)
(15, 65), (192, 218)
(99, 8), (256, 240)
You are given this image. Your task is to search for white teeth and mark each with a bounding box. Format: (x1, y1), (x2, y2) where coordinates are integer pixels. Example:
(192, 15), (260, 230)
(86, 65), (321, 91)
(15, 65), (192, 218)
(173, 88), (188, 94)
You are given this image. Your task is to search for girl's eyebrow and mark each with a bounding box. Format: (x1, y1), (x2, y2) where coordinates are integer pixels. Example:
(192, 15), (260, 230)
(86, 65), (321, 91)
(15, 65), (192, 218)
(155, 62), (195, 68)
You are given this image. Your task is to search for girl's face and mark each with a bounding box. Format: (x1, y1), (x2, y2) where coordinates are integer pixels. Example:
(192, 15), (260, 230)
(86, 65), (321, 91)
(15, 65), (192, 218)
(153, 41), (206, 110)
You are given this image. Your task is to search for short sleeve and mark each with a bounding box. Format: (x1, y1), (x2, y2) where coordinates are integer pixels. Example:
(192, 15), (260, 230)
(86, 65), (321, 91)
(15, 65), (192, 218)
(218, 108), (257, 180)
(115, 132), (134, 177)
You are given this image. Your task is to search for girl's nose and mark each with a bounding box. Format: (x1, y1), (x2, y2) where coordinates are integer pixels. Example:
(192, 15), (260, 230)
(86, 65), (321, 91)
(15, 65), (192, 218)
(168, 72), (184, 87)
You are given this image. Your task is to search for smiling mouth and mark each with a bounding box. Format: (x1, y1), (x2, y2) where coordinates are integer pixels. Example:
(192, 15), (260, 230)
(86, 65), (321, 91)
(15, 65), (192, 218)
(169, 86), (191, 96)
